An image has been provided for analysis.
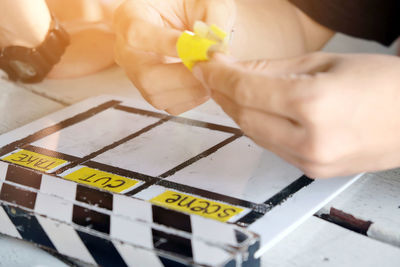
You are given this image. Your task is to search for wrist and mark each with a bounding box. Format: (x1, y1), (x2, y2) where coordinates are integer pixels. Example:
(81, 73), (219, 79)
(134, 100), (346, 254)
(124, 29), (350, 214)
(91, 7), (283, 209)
(0, 17), (70, 83)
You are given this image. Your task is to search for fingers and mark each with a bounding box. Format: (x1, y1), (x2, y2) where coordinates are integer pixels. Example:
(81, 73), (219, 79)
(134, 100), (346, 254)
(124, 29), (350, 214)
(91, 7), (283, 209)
(193, 53), (339, 177)
(212, 90), (299, 148)
(117, 48), (197, 94)
(113, 0), (181, 57)
(120, 20), (181, 57)
(212, 88), (323, 175)
(115, 39), (209, 111)
(114, 0), (238, 58)
(113, 0), (237, 115)
(193, 55), (309, 117)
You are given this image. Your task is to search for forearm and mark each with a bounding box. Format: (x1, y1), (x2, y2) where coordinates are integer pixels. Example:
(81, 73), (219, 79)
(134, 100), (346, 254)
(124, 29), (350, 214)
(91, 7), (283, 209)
(0, 0), (51, 48)
(232, 0), (334, 60)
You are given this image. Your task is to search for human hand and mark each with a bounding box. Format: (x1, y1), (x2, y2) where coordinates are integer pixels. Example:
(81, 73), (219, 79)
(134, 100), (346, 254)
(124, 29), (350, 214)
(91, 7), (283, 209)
(193, 52), (400, 178)
(113, 0), (236, 115)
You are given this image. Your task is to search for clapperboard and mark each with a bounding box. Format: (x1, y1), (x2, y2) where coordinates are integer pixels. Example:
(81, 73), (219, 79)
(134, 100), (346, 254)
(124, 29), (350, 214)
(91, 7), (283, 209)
(0, 96), (361, 266)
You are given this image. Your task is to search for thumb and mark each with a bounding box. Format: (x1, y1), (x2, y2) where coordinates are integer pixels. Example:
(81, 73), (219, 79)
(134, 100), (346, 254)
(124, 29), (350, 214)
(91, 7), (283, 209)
(192, 54), (313, 117)
(193, 53), (331, 91)
(192, 53), (240, 92)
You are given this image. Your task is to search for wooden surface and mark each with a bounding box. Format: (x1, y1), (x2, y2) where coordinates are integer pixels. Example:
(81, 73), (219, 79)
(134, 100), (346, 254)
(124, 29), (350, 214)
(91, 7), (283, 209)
(262, 216), (400, 267)
(0, 77), (63, 134)
(0, 33), (399, 266)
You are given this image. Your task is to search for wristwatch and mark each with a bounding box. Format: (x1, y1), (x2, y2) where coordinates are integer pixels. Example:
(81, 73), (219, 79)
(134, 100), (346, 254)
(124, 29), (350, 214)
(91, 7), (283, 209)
(0, 17), (70, 83)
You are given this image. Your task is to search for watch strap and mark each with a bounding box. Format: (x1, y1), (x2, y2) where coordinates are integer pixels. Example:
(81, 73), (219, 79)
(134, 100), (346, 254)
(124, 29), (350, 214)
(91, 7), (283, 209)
(0, 17), (70, 83)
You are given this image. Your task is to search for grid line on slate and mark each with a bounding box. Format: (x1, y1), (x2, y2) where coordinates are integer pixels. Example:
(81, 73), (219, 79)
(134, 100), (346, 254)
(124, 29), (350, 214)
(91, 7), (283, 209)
(53, 117), (170, 175)
(0, 100), (121, 157)
(0, 100), (313, 227)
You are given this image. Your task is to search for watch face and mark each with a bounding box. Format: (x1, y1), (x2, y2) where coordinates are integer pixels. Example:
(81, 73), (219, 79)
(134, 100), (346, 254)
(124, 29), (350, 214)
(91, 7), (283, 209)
(9, 60), (37, 80)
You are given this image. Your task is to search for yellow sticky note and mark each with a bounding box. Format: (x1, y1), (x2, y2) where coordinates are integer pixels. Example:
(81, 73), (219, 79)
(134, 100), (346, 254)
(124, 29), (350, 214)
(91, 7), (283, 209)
(177, 21), (229, 70)
(2, 149), (68, 172)
(63, 167), (139, 193)
(151, 190), (244, 222)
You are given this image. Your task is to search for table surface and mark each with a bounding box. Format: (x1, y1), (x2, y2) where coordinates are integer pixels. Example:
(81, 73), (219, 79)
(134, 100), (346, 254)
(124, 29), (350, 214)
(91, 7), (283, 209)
(0, 34), (399, 267)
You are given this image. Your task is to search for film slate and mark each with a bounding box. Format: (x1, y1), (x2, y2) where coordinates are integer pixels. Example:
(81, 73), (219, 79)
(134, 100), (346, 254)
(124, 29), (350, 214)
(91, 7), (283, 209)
(0, 95), (361, 266)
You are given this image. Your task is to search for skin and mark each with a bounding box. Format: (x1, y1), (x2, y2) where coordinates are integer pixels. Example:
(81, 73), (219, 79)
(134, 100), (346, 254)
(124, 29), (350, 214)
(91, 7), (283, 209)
(0, 0), (119, 79)
(113, 0), (333, 115)
(4, 1), (399, 178)
(0, 0), (51, 48)
(46, 0), (117, 78)
(115, 0), (400, 178)
(193, 53), (400, 178)
(114, 0), (237, 115)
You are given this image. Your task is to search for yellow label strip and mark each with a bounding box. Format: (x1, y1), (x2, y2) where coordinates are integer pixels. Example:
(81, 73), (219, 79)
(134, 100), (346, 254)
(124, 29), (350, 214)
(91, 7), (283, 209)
(63, 167), (139, 193)
(151, 190), (244, 222)
(177, 21), (229, 71)
(1, 149), (68, 172)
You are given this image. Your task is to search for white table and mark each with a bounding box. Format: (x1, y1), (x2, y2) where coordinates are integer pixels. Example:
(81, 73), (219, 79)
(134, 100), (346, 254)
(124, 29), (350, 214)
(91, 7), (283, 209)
(0, 34), (399, 267)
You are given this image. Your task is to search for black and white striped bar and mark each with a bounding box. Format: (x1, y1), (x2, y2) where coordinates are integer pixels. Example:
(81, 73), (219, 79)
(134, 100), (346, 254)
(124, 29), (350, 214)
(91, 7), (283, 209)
(0, 203), (207, 266)
(0, 161), (256, 248)
(0, 163), (259, 266)
(0, 183), (257, 266)
(0, 161), (253, 245)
